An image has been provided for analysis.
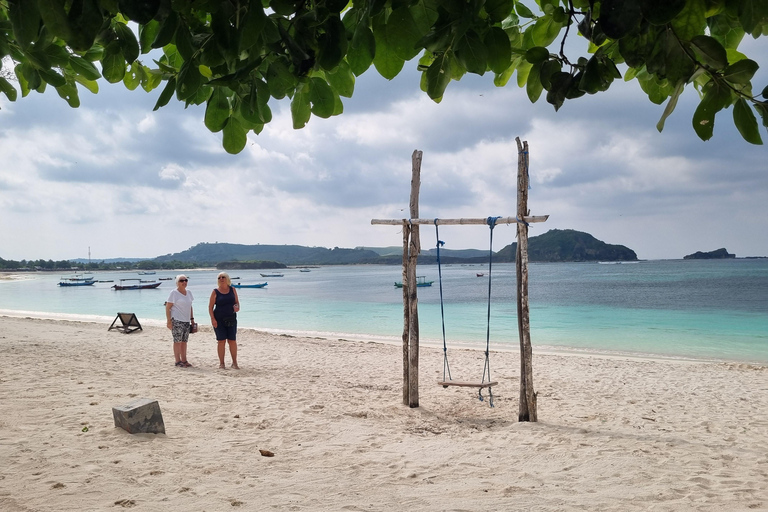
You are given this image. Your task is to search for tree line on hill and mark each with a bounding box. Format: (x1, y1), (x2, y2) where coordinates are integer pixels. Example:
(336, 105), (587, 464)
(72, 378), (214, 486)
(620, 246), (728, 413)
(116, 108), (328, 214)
(1, 230), (638, 271)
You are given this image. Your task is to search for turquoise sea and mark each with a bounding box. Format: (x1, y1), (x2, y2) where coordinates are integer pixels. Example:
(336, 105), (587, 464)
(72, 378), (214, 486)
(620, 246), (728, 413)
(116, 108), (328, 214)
(1, 259), (767, 364)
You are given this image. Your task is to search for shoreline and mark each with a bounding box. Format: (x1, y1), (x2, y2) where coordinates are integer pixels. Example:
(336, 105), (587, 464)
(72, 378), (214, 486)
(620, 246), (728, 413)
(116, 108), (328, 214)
(1, 315), (767, 510)
(1, 310), (763, 368)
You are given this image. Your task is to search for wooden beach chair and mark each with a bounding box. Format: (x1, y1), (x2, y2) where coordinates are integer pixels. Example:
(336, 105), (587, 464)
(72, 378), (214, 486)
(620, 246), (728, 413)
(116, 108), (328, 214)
(108, 313), (143, 334)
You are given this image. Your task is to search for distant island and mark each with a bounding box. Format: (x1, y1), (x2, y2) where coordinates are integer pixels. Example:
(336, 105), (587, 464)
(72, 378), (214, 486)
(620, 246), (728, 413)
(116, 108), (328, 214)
(684, 248), (736, 260)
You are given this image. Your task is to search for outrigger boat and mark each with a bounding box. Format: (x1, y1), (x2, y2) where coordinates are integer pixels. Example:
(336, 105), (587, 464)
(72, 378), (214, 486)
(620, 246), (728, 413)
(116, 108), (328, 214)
(232, 282), (268, 289)
(112, 279), (162, 290)
(394, 276), (434, 288)
(60, 274), (95, 282)
(58, 280), (96, 287)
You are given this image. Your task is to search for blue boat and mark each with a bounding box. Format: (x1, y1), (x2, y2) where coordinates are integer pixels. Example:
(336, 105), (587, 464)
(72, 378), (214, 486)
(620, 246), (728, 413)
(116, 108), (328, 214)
(232, 282), (268, 288)
(394, 276), (434, 288)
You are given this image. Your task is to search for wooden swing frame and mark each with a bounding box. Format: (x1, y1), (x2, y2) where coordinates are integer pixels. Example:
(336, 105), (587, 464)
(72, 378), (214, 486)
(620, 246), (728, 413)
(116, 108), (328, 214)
(371, 139), (546, 421)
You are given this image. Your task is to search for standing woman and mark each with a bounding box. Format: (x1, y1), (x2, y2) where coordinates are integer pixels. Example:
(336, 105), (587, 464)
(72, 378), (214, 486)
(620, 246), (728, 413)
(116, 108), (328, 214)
(209, 272), (240, 369)
(166, 274), (195, 368)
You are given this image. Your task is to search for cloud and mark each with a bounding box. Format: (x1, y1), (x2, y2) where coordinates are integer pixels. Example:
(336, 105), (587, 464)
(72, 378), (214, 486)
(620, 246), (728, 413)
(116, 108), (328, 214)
(1, 42), (767, 261)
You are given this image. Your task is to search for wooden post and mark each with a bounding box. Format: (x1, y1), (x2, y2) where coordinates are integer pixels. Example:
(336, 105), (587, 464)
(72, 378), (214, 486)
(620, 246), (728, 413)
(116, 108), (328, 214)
(516, 137), (537, 422)
(407, 150), (422, 408)
(401, 220), (410, 405)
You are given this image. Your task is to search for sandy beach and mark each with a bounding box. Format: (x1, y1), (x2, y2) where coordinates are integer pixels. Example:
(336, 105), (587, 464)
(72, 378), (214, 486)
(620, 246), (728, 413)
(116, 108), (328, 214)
(1, 315), (767, 511)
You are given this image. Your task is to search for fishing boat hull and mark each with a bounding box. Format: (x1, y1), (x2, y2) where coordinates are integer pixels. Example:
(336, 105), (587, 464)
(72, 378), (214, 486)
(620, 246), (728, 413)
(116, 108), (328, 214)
(58, 281), (97, 287)
(112, 282), (162, 290)
(232, 282), (268, 288)
(260, 273), (284, 277)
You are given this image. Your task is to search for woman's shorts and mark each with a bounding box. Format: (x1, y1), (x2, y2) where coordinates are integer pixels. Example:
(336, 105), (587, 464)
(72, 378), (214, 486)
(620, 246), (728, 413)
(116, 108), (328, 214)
(172, 319), (190, 343)
(214, 320), (237, 341)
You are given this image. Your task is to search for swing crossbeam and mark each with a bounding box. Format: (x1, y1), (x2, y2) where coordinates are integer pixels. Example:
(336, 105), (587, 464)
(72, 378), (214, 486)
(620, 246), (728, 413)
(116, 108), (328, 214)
(438, 380), (498, 388)
(371, 215), (548, 226)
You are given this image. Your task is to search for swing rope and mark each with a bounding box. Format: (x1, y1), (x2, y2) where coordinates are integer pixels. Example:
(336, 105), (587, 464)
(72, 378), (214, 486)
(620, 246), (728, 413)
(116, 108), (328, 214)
(434, 217), (500, 407)
(435, 219), (452, 384)
(480, 216), (501, 407)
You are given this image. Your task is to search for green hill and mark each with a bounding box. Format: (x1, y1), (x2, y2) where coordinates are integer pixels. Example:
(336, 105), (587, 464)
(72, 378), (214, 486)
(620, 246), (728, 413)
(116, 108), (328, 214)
(495, 229), (637, 262)
(154, 243), (383, 266)
(151, 230), (636, 266)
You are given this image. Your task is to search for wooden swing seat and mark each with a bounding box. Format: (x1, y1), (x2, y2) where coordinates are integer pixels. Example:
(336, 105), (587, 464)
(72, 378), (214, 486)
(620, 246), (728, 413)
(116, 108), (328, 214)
(438, 380), (497, 389)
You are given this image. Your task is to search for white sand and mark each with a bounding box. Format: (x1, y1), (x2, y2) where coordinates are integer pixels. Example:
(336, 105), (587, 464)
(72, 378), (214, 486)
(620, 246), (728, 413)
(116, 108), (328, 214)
(1, 315), (767, 511)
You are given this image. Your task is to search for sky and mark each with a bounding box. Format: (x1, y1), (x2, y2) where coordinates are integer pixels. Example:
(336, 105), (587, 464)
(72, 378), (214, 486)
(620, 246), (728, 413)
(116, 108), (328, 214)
(1, 35), (767, 262)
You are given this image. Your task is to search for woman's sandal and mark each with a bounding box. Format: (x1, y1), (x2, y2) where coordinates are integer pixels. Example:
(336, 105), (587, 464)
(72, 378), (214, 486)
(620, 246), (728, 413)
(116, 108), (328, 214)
(182, 361), (192, 367)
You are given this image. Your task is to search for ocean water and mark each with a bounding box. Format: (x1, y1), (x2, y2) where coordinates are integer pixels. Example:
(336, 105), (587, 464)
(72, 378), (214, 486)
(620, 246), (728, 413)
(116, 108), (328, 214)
(1, 259), (766, 364)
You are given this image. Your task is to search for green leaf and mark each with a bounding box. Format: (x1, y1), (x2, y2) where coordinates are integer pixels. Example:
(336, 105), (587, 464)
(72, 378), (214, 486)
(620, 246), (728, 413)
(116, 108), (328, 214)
(455, 30), (487, 75)
(485, 27), (512, 75)
(55, 78), (79, 107)
(115, 22), (140, 64)
(153, 77), (176, 110)
(425, 52), (452, 100)
(579, 56), (601, 94)
(754, 102), (768, 128)
(36, 0), (74, 42)
(123, 61), (142, 90)
(639, 0), (686, 25)
(309, 77), (336, 118)
(101, 40), (126, 83)
(222, 116), (248, 154)
(545, 71), (571, 110)
(722, 59), (758, 85)
(516, 2), (535, 19)
(733, 98), (763, 144)
(526, 62), (543, 102)
(325, 59), (355, 98)
(66, 0), (104, 51)
(9, 0), (41, 49)
(69, 55), (102, 81)
(528, 15), (563, 47)
(38, 69), (67, 87)
(516, 59), (533, 88)
(372, 15), (405, 80)
(692, 82), (731, 140)
(317, 17), (347, 71)
(656, 80), (685, 132)
(239, 1), (266, 52)
(525, 46), (549, 64)
(205, 87), (231, 132)
(689, 35), (728, 70)
(72, 73), (99, 94)
(291, 88), (311, 129)
(152, 11), (178, 49)
(141, 68), (163, 92)
(493, 55), (521, 86)
(485, 0), (515, 23)
(708, 12), (745, 50)
(174, 24), (195, 62)
(265, 58), (295, 99)
(387, 7), (422, 61)
(117, 0), (159, 24)
(539, 59), (562, 89)
(599, 0), (642, 39)
(0, 77), (18, 101)
(176, 60), (204, 101)
(139, 20), (160, 54)
(348, 24), (376, 76)
(670, 0), (706, 41)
